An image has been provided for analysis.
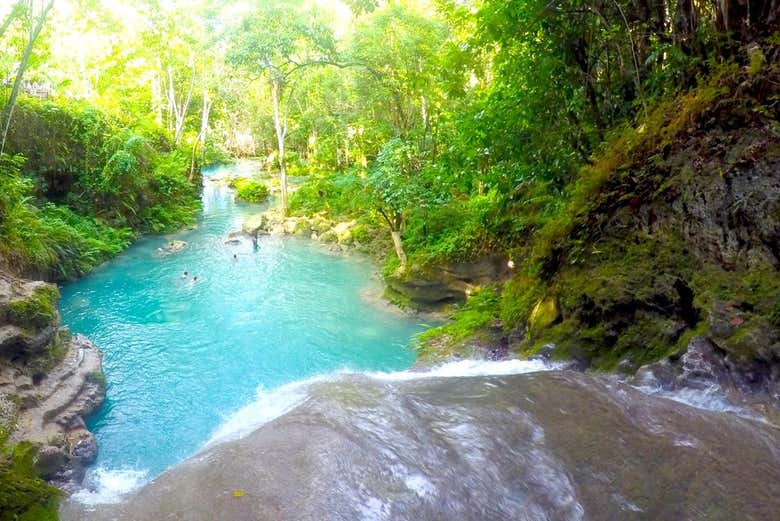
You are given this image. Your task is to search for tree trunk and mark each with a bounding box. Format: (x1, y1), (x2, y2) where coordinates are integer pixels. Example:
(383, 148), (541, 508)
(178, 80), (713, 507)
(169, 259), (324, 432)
(1, 0), (54, 154)
(189, 89), (211, 182)
(167, 65), (194, 147)
(165, 64), (195, 146)
(151, 63), (164, 126)
(271, 77), (288, 215)
(390, 229), (407, 268)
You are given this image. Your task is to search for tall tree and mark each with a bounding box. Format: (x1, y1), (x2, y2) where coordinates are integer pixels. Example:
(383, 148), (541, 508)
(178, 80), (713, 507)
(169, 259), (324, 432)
(0, 0), (54, 153)
(227, 0), (336, 215)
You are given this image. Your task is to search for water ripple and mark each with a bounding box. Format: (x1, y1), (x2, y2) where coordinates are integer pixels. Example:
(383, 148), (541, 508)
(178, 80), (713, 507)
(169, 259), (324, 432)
(60, 163), (423, 488)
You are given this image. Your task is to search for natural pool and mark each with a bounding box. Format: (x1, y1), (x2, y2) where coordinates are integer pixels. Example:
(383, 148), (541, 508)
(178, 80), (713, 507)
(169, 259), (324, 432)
(58, 162), (424, 500)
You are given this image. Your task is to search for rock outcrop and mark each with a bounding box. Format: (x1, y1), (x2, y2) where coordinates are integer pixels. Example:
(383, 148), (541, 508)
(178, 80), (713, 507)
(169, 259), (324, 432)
(386, 254), (512, 310)
(243, 209), (364, 253)
(481, 61), (780, 376)
(633, 335), (780, 419)
(0, 272), (105, 492)
(156, 240), (187, 256)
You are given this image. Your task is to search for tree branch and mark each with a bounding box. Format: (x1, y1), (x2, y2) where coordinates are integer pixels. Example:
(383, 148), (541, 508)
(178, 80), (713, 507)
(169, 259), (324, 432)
(0, 1), (24, 41)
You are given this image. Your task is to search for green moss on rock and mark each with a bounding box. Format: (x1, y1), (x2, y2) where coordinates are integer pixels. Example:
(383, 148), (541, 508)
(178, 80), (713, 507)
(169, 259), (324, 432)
(527, 297), (559, 337)
(4, 285), (59, 330)
(0, 443), (60, 521)
(86, 370), (107, 391)
(415, 287), (500, 360)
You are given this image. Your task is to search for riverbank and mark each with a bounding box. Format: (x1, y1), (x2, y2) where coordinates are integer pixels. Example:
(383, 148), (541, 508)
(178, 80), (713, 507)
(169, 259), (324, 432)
(0, 93), (214, 518)
(0, 272), (106, 521)
(256, 57), (780, 388)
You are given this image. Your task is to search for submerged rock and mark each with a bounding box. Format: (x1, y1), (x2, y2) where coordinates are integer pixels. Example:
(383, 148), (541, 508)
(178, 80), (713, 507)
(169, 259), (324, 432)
(157, 240), (187, 256)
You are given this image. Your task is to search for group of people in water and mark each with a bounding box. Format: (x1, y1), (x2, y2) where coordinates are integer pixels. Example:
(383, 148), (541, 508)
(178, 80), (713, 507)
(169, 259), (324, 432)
(179, 254), (242, 285)
(180, 271), (199, 285)
(173, 231), (258, 285)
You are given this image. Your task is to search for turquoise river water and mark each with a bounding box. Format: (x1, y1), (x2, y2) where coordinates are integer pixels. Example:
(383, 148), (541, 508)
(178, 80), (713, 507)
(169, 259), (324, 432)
(59, 162), (424, 500)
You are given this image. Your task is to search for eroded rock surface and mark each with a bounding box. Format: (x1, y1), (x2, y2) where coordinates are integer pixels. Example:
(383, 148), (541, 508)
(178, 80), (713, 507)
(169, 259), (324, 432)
(62, 371), (780, 521)
(0, 272), (105, 491)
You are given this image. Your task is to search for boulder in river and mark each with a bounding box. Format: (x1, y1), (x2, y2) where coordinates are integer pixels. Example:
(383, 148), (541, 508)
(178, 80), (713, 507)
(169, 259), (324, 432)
(157, 240), (187, 256)
(634, 335), (780, 417)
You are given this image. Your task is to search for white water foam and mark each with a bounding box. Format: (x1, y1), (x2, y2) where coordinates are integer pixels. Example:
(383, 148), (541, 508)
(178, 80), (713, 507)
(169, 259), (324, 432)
(369, 358), (563, 381)
(72, 468), (149, 506)
(205, 377), (323, 447)
(205, 358), (562, 447)
(634, 383), (766, 422)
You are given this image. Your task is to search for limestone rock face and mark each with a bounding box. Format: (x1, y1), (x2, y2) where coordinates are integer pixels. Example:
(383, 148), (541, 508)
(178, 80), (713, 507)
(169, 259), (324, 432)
(639, 146), (780, 269)
(0, 271), (106, 492)
(0, 274), (60, 358)
(386, 254), (512, 310)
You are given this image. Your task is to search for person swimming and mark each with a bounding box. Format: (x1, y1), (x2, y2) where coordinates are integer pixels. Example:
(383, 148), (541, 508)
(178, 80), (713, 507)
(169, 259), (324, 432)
(181, 271), (188, 279)
(189, 276), (199, 285)
(232, 254), (238, 262)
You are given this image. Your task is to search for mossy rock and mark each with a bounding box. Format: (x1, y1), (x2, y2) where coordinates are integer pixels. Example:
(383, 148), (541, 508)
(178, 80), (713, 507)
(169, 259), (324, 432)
(2, 285), (59, 331)
(415, 287), (503, 361)
(528, 297), (559, 337)
(86, 370), (107, 391)
(499, 274), (545, 329)
(0, 442), (60, 521)
(721, 318), (780, 362)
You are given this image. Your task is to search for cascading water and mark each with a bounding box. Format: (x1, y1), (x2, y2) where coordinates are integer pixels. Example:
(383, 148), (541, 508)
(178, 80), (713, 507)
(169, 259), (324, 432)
(62, 359), (780, 521)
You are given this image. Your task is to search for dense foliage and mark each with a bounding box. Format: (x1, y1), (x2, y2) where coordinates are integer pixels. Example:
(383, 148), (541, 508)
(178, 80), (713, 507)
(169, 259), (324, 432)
(0, 97), (201, 280)
(229, 177), (270, 203)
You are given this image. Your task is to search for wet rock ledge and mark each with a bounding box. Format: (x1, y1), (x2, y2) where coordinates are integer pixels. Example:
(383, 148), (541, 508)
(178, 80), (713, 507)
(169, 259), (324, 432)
(0, 272), (105, 492)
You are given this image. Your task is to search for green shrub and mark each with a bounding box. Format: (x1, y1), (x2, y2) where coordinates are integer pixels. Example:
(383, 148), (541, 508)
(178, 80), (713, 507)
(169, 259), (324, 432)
(416, 286), (500, 359)
(4, 98), (201, 236)
(0, 154), (134, 280)
(289, 169), (367, 217)
(229, 177), (270, 203)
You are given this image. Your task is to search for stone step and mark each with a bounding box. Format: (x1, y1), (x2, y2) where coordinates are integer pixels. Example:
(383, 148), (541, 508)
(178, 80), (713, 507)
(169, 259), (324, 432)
(12, 334), (104, 444)
(39, 340), (101, 424)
